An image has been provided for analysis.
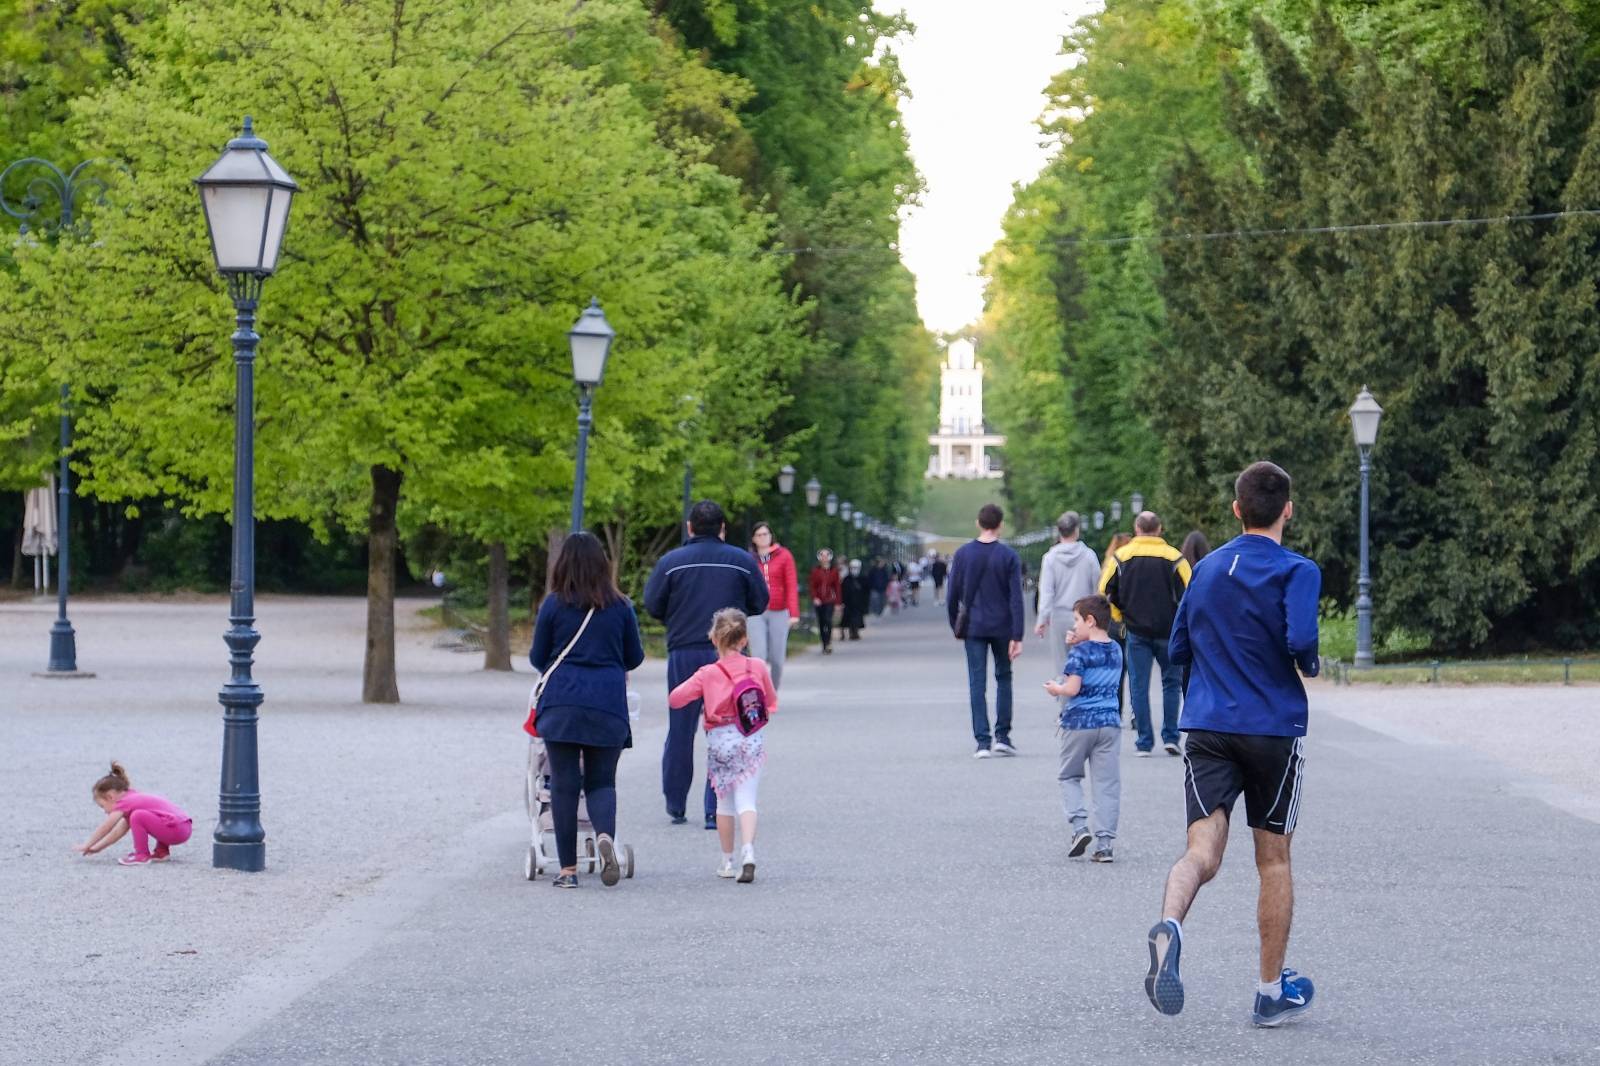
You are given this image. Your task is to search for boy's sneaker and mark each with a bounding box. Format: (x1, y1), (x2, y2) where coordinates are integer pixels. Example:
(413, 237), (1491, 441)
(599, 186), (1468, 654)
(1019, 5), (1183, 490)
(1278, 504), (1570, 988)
(1144, 919), (1185, 1015)
(151, 845), (172, 862)
(992, 739), (1018, 757)
(117, 853), (152, 866)
(1252, 969), (1315, 1027)
(1068, 827), (1093, 858)
(1091, 848), (1114, 863)
(717, 858), (737, 879)
(1163, 741), (1182, 756)
(973, 746), (992, 760)
(737, 845), (756, 884)
(1135, 748), (1153, 758)
(552, 873), (578, 889)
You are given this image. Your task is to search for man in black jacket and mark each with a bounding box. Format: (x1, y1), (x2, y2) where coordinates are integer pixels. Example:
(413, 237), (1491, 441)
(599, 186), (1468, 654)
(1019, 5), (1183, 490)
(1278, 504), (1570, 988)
(1101, 511), (1192, 756)
(644, 500), (769, 826)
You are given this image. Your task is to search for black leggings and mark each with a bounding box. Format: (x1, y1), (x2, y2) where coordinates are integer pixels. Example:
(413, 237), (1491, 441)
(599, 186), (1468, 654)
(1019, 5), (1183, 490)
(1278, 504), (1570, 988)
(814, 603), (835, 649)
(544, 742), (622, 870)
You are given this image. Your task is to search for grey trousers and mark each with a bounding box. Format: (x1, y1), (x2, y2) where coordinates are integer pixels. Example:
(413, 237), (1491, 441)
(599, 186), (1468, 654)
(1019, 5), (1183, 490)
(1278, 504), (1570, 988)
(1058, 725), (1121, 842)
(745, 608), (791, 689)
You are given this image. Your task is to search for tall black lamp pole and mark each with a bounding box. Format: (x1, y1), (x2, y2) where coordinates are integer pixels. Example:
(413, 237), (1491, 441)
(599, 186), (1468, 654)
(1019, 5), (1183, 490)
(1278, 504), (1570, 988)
(196, 117), (298, 872)
(1349, 386), (1384, 669)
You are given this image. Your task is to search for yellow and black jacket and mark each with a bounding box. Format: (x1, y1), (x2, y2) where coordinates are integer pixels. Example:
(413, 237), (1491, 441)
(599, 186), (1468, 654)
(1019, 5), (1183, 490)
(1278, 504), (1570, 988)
(1099, 536), (1192, 639)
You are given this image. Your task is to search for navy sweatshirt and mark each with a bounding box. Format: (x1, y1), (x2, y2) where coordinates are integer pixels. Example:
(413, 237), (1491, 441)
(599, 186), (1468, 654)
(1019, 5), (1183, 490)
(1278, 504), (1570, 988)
(529, 596), (646, 722)
(1169, 534), (1322, 737)
(643, 535), (769, 651)
(946, 539), (1025, 641)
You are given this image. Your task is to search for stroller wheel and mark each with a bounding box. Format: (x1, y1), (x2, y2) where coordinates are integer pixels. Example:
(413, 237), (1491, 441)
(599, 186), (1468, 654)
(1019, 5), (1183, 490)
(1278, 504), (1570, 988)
(524, 846), (538, 881)
(624, 844), (635, 879)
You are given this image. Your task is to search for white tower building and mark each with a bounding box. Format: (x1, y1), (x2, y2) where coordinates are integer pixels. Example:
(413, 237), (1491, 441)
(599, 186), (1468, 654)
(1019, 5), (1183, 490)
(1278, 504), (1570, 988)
(927, 339), (1004, 479)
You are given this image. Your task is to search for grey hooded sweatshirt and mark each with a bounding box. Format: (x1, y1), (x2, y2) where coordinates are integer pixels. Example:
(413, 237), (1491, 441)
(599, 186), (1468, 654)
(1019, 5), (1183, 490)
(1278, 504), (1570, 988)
(1036, 539), (1102, 628)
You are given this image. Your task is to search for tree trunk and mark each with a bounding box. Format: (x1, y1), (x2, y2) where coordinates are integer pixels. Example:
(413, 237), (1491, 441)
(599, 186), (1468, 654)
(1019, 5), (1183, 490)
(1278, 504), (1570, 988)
(483, 540), (513, 671)
(362, 465), (402, 703)
(544, 527), (565, 597)
(10, 523), (23, 589)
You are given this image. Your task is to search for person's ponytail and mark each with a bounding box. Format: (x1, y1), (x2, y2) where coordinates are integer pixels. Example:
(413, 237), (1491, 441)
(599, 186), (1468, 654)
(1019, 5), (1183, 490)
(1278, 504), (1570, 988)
(93, 761), (131, 796)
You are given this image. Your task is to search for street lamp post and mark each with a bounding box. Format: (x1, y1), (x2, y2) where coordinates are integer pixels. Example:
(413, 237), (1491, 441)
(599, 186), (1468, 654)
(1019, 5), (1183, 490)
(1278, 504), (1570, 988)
(1110, 499), (1123, 525)
(2, 157), (113, 677)
(195, 117), (298, 872)
(777, 464), (795, 546)
(841, 500), (853, 557)
(853, 511), (865, 558)
(566, 298), (616, 534)
(1349, 386), (1384, 669)
(1130, 491), (1145, 515)
(804, 477), (821, 568)
(825, 492), (838, 555)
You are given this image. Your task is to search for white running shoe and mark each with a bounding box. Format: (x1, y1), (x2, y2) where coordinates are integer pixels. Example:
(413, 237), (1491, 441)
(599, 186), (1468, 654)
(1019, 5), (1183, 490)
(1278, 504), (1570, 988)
(717, 858), (737, 879)
(992, 740), (1018, 757)
(973, 747), (992, 760)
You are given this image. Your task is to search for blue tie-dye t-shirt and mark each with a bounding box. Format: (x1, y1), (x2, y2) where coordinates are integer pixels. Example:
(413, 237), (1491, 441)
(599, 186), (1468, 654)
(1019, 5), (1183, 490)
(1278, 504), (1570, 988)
(1061, 639), (1123, 730)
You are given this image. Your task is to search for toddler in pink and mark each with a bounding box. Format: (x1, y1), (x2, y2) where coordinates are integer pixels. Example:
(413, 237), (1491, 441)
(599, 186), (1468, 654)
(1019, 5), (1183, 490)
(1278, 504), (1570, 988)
(74, 761), (193, 866)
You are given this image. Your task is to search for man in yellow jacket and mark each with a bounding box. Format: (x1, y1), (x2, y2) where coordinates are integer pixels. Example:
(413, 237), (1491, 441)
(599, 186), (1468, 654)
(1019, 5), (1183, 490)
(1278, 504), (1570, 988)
(1101, 512), (1192, 757)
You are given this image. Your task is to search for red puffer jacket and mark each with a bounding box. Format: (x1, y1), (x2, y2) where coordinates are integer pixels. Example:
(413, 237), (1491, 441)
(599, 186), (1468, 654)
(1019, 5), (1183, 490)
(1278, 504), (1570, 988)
(752, 544), (799, 618)
(809, 565), (841, 606)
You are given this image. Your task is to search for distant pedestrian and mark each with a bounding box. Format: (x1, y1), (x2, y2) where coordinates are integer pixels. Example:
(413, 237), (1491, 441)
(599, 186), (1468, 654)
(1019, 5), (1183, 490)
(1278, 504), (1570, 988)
(1180, 530), (1211, 570)
(669, 609), (778, 884)
(887, 574), (902, 613)
(1145, 461), (1321, 1027)
(867, 559), (889, 616)
(645, 500), (768, 829)
(73, 761), (192, 866)
(906, 558), (924, 606)
(947, 503), (1025, 758)
(809, 548), (841, 654)
(1034, 511), (1102, 677)
(840, 558), (869, 640)
(1043, 594), (1123, 863)
(747, 523), (800, 688)
(529, 531), (645, 888)
(930, 553), (949, 604)
(1102, 513), (1191, 757)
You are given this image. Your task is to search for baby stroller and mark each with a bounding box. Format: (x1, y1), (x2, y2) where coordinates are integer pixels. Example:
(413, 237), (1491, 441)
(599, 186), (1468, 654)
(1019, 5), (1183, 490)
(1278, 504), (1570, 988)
(523, 737), (636, 881)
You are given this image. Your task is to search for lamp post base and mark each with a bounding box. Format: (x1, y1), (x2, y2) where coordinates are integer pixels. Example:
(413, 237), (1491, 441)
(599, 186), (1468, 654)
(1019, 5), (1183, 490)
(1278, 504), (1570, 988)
(48, 621), (78, 674)
(32, 670), (96, 679)
(213, 840), (266, 872)
(1352, 654), (1374, 670)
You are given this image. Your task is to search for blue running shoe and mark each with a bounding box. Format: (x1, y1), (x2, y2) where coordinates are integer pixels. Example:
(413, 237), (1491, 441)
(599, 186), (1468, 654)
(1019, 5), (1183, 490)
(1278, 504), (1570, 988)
(1144, 919), (1184, 1015)
(1251, 969), (1314, 1027)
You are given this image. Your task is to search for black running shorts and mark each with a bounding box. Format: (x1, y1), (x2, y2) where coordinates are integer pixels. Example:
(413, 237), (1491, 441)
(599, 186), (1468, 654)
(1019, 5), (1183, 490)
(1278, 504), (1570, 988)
(1182, 729), (1306, 834)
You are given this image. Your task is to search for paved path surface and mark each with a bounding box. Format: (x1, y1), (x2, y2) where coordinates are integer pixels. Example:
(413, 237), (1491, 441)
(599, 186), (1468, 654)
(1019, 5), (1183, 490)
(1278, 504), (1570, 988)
(5, 594), (1599, 1065)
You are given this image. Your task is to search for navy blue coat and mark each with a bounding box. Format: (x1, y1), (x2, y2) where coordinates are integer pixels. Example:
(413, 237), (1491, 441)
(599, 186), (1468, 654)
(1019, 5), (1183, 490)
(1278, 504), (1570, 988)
(530, 596), (646, 746)
(643, 535), (769, 651)
(946, 539), (1025, 642)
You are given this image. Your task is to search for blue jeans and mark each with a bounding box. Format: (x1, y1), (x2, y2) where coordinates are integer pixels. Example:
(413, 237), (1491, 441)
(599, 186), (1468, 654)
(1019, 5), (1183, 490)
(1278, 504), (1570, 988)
(1126, 631), (1181, 750)
(964, 636), (1013, 748)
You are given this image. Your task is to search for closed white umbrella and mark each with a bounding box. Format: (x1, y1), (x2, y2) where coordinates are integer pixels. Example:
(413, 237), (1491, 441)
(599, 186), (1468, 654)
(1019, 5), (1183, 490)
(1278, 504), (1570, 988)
(20, 476), (56, 593)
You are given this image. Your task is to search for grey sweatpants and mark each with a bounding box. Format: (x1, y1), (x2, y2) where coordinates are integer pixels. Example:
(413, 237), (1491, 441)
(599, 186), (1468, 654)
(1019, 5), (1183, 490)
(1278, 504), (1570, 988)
(745, 608), (791, 689)
(1058, 725), (1121, 842)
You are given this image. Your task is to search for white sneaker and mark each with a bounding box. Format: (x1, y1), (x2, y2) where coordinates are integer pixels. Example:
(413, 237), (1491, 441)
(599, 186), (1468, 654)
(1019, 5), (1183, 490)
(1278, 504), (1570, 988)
(992, 740), (1018, 757)
(717, 858), (737, 879)
(738, 845), (756, 884)
(973, 747), (992, 760)
(1136, 750), (1153, 758)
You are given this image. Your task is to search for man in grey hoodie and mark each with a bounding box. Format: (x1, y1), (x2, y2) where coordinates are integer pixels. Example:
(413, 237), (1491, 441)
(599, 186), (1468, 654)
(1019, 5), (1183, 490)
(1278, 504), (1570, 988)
(1034, 511), (1103, 676)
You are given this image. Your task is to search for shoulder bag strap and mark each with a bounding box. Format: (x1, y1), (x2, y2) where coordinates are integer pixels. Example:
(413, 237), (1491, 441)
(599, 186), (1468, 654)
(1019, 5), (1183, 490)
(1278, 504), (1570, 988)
(535, 607), (597, 699)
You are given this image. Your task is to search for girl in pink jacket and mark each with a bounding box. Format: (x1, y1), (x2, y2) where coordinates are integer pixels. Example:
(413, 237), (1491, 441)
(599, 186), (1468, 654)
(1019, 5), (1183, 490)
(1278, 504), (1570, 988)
(74, 762), (193, 866)
(669, 608), (778, 883)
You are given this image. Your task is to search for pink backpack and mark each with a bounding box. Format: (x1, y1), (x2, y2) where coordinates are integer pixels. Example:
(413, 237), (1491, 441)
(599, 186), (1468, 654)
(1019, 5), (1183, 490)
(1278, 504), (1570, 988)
(716, 661), (769, 736)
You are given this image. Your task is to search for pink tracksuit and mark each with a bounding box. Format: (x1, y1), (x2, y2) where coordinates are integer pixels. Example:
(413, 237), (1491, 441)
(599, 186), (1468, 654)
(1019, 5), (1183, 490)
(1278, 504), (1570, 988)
(114, 790), (193, 857)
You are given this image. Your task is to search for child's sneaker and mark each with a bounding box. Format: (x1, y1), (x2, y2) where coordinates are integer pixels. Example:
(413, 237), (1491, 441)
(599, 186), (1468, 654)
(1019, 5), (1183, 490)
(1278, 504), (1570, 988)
(737, 845), (756, 883)
(1251, 969), (1314, 1027)
(717, 857), (737, 879)
(1068, 827), (1093, 858)
(118, 853), (152, 866)
(152, 845), (172, 862)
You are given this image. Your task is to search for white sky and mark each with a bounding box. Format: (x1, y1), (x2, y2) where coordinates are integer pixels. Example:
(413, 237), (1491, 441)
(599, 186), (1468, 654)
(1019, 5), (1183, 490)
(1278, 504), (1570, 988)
(892, 1), (1100, 334)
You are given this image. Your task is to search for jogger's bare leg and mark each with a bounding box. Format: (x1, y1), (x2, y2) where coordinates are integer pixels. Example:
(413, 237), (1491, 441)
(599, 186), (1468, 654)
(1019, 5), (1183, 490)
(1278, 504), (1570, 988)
(1161, 809), (1229, 923)
(1253, 828), (1294, 982)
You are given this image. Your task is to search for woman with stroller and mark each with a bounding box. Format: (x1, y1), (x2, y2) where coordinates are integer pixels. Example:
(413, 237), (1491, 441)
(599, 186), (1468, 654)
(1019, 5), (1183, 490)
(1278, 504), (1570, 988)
(529, 532), (645, 889)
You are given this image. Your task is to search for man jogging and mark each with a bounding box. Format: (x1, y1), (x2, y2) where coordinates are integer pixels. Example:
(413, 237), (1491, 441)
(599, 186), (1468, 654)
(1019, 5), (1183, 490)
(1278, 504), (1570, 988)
(645, 500), (769, 828)
(1143, 461), (1321, 1027)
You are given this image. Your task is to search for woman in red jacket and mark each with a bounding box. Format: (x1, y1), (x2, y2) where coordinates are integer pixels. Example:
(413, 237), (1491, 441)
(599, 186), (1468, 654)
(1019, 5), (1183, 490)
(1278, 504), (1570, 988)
(808, 548), (842, 655)
(747, 522), (800, 687)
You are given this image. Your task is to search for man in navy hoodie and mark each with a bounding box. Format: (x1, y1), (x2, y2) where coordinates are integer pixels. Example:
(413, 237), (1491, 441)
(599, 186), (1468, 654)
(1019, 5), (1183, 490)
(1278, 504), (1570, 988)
(1143, 461), (1321, 1028)
(645, 500), (769, 827)
(946, 503), (1025, 758)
